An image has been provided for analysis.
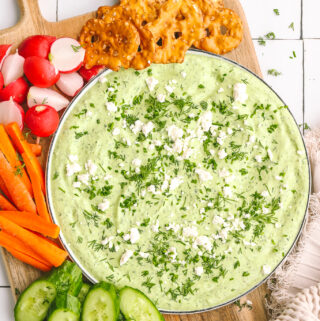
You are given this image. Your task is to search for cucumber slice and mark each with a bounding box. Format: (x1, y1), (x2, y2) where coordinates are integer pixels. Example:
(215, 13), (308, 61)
(48, 309), (79, 321)
(81, 282), (119, 321)
(14, 280), (56, 321)
(47, 261), (83, 296)
(119, 287), (164, 321)
(77, 283), (91, 304)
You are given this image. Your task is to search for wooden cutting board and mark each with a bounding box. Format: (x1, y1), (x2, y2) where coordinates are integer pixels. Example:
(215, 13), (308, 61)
(0, 0), (269, 320)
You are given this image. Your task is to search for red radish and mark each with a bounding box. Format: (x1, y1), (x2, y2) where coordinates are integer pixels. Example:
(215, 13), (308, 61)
(24, 56), (60, 88)
(18, 35), (56, 59)
(0, 98), (24, 130)
(79, 65), (104, 82)
(0, 44), (12, 69)
(56, 72), (84, 97)
(27, 86), (69, 111)
(1, 51), (25, 86)
(50, 38), (85, 73)
(0, 77), (29, 103)
(25, 105), (59, 137)
(0, 72), (3, 89)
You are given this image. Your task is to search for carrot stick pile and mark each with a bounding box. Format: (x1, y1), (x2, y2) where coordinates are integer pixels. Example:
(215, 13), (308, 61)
(0, 122), (67, 271)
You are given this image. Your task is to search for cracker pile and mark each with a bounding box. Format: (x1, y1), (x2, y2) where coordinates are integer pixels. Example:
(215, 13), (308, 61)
(79, 0), (243, 70)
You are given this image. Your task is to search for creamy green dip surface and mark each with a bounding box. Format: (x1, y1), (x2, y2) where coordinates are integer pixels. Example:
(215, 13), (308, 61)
(48, 53), (309, 311)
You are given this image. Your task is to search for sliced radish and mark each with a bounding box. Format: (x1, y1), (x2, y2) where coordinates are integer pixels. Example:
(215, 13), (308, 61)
(79, 65), (105, 82)
(0, 77), (29, 104)
(0, 98), (24, 130)
(27, 86), (69, 111)
(18, 35), (56, 59)
(50, 38), (85, 73)
(0, 72), (3, 89)
(25, 105), (59, 137)
(56, 72), (84, 97)
(0, 44), (12, 70)
(1, 51), (25, 86)
(24, 56), (60, 88)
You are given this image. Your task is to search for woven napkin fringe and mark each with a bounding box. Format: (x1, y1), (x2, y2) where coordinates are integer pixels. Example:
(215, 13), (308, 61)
(266, 129), (320, 319)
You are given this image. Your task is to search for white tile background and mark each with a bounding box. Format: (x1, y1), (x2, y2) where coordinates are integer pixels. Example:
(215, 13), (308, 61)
(0, 0), (319, 319)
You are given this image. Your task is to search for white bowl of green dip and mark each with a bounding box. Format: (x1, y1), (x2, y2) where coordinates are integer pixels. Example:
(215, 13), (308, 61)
(46, 50), (310, 313)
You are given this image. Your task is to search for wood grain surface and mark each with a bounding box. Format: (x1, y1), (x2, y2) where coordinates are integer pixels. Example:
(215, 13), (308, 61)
(0, 0), (268, 320)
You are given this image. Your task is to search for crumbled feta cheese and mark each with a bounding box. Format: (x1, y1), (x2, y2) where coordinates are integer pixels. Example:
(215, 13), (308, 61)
(131, 120), (143, 134)
(98, 199), (110, 212)
(69, 155), (78, 163)
(255, 155), (263, 163)
(262, 264), (271, 275)
(218, 149), (227, 159)
(199, 111), (213, 132)
(85, 160), (97, 175)
(120, 250), (133, 266)
(123, 234), (130, 241)
(119, 162), (124, 168)
(194, 266), (204, 276)
(166, 247), (177, 262)
(98, 75), (107, 83)
(66, 163), (81, 176)
(132, 158), (142, 168)
(106, 101), (117, 112)
(225, 175), (235, 184)
(142, 121), (154, 136)
(101, 236), (114, 246)
(86, 110), (93, 117)
(297, 150), (304, 155)
(151, 220), (159, 233)
(166, 223), (180, 233)
(77, 173), (90, 185)
(183, 226), (198, 238)
(224, 247), (232, 254)
(195, 168), (213, 182)
(145, 76), (158, 91)
(147, 185), (156, 194)
(261, 190), (269, 197)
(165, 85), (174, 93)
(167, 125), (183, 141)
(223, 186), (233, 198)
(233, 83), (248, 103)
(112, 127), (120, 136)
(268, 149), (273, 161)
(213, 215), (225, 225)
(249, 135), (256, 144)
(129, 227), (140, 244)
(170, 177), (184, 191)
(275, 222), (281, 228)
(139, 252), (149, 259)
(193, 236), (212, 251)
(181, 71), (187, 78)
(104, 174), (112, 181)
(218, 87), (224, 93)
(275, 175), (282, 181)
(70, 180), (80, 189)
(262, 207), (270, 214)
(157, 93), (166, 103)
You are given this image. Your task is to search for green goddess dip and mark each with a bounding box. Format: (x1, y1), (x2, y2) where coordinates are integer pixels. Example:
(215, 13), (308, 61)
(48, 52), (309, 312)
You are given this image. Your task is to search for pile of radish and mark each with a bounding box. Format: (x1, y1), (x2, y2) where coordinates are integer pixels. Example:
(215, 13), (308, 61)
(0, 35), (105, 137)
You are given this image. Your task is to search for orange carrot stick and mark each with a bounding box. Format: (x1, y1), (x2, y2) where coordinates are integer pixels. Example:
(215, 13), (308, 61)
(5, 123), (45, 192)
(22, 152), (51, 222)
(29, 143), (42, 157)
(0, 211), (59, 238)
(0, 196), (16, 211)
(0, 124), (33, 196)
(0, 176), (12, 201)
(6, 248), (52, 271)
(0, 231), (52, 271)
(0, 151), (36, 213)
(0, 216), (67, 267)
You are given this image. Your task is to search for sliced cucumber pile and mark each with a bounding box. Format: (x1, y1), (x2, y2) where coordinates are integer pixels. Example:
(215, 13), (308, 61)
(119, 287), (165, 321)
(81, 282), (119, 321)
(14, 280), (56, 321)
(14, 261), (164, 321)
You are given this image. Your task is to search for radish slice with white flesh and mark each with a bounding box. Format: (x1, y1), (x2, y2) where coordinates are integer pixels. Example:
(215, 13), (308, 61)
(56, 72), (84, 97)
(0, 44), (12, 69)
(0, 98), (24, 130)
(50, 38), (85, 73)
(27, 86), (70, 112)
(1, 51), (25, 86)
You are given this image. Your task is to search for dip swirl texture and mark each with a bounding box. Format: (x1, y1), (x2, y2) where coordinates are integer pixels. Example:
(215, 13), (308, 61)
(48, 53), (309, 312)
